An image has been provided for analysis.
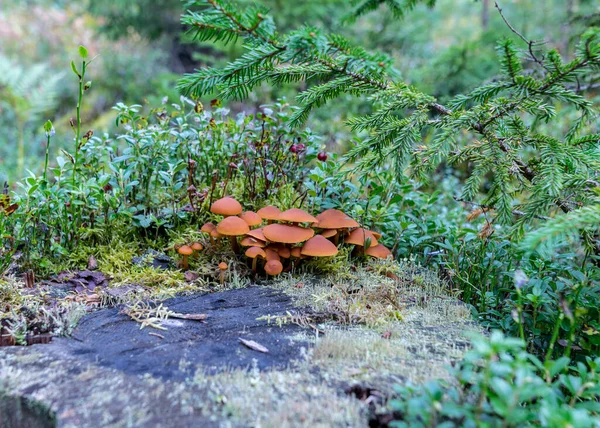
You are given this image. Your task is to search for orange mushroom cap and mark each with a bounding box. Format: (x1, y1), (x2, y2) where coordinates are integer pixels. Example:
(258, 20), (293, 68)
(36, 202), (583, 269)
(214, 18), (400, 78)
(278, 247), (291, 259)
(245, 246), (267, 259)
(277, 208), (317, 224)
(191, 242), (204, 251)
(210, 229), (223, 238)
(216, 216), (250, 236)
(240, 236), (266, 248)
(266, 242), (286, 252)
(246, 227), (267, 241)
(211, 197), (243, 216)
(365, 244), (393, 259)
(291, 247), (302, 258)
(263, 224), (314, 244)
(201, 222), (216, 234)
(314, 209), (359, 229)
(257, 205), (281, 221)
(301, 235), (339, 257)
(218, 262), (228, 270)
(240, 211), (262, 227)
(265, 247), (280, 261)
(265, 260), (283, 276)
(320, 229), (337, 238)
(178, 245), (193, 256)
(345, 228), (379, 247)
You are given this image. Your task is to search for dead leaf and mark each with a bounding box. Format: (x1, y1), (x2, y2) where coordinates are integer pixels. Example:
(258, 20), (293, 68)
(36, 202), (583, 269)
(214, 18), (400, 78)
(239, 338), (269, 353)
(381, 331), (392, 339)
(88, 255), (98, 270)
(184, 271), (200, 282)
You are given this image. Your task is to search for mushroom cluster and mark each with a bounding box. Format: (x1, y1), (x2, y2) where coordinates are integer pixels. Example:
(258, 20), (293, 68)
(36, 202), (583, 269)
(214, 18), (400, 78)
(202, 197), (392, 277)
(176, 242), (204, 270)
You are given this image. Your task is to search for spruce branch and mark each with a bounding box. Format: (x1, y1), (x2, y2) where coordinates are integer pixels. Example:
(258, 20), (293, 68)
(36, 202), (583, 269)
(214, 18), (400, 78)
(180, 0), (600, 235)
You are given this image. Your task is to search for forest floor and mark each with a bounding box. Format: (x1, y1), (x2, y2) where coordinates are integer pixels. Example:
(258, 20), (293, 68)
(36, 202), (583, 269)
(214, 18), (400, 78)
(0, 259), (478, 427)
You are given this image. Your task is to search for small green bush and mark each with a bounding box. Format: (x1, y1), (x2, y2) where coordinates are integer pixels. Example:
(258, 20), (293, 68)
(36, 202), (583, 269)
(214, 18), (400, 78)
(386, 331), (600, 427)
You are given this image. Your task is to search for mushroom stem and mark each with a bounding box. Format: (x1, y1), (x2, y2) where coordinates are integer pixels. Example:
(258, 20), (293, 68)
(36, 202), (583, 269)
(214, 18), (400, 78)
(251, 257), (258, 274)
(333, 232), (339, 246)
(220, 269), (225, 285)
(230, 236), (240, 253)
(182, 255), (189, 270)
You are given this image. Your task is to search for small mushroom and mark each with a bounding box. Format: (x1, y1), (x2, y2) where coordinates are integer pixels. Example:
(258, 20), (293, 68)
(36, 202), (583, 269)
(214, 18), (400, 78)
(240, 236), (266, 248)
(265, 247), (280, 262)
(345, 228), (379, 248)
(263, 224), (314, 244)
(246, 227), (267, 242)
(211, 197), (243, 217)
(245, 246), (267, 274)
(240, 211), (262, 227)
(178, 245), (193, 270)
(314, 209), (360, 229)
(210, 229), (223, 240)
(277, 208), (317, 226)
(201, 222), (216, 246)
(257, 205), (282, 224)
(320, 229), (337, 238)
(278, 246), (291, 259)
(365, 244), (393, 260)
(191, 242), (203, 259)
(301, 235), (339, 257)
(216, 216), (250, 253)
(314, 209), (360, 245)
(218, 262), (228, 284)
(264, 259), (283, 276)
(290, 246), (304, 270)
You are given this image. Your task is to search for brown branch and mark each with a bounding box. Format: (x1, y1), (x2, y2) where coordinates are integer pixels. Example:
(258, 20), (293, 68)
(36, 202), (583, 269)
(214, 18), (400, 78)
(494, 1), (550, 72)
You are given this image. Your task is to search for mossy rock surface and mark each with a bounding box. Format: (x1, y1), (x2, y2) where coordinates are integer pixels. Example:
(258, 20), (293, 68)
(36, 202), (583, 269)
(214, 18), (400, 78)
(0, 281), (479, 427)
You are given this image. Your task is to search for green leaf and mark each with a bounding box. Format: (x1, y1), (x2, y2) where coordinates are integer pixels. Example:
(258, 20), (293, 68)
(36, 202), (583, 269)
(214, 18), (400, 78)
(43, 120), (53, 134)
(78, 45), (89, 59)
(70, 61), (80, 77)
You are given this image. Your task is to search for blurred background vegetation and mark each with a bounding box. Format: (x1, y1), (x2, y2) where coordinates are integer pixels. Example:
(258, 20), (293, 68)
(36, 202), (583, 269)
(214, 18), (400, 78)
(2, 0), (596, 183)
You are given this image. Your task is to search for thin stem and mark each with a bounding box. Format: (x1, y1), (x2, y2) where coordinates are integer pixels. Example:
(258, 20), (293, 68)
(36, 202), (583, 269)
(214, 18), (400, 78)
(544, 313), (564, 364)
(73, 61), (86, 188)
(43, 134), (51, 185)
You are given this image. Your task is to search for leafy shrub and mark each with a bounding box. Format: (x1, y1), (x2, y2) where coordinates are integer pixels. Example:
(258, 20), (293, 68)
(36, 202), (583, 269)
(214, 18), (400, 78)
(306, 159), (463, 259)
(385, 332), (600, 427)
(0, 50), (322, 274)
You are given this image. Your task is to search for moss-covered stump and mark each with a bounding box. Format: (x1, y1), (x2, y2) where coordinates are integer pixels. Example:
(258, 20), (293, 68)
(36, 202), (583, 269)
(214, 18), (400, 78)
(0, 277), (479, 427)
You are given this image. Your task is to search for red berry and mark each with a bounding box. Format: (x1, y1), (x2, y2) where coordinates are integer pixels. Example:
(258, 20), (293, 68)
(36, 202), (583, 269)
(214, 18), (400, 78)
(317, 152), (328, 162)
(289, 144), (299, 153)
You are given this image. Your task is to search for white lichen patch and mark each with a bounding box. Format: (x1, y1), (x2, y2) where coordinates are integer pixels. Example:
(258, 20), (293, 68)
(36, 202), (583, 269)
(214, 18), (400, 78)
(192, 360), (368, 427)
